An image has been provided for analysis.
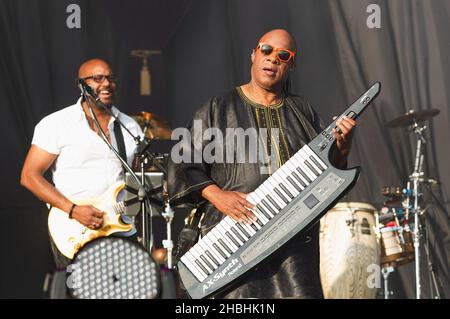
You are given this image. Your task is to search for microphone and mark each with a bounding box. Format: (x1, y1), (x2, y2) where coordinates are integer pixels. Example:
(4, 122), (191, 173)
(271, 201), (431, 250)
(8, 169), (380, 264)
(77, 78), (96, 98)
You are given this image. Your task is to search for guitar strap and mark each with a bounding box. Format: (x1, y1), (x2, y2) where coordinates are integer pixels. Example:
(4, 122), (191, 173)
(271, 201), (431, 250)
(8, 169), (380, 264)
(113, 120), (127, 166)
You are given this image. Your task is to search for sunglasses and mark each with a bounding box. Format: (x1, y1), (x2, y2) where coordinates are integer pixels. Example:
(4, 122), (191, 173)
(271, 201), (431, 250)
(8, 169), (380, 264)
(256, 43), (295, 63)
(81, 74), (117, 83)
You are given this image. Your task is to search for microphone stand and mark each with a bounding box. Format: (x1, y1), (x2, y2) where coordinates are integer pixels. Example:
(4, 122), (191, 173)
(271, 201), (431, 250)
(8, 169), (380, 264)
(78, 83), (162, 253)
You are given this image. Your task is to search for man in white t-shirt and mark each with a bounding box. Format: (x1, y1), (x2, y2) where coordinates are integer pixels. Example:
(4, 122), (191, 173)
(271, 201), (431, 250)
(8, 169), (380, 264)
(20, 59), (143, 268)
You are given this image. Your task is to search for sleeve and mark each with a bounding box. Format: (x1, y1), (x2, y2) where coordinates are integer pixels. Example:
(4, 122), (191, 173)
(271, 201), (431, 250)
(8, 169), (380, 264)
(168, 97), (217, 206)
(31, 115), (61, 155)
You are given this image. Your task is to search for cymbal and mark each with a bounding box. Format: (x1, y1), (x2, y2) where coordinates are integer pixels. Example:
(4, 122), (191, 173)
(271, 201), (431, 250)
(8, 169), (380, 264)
(132, 111), (172, 140)
(386, 109), (440, 128)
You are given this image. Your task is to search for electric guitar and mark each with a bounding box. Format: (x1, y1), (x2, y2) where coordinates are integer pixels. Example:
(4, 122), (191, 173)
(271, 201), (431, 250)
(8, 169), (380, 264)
(48, 181), (132, 259)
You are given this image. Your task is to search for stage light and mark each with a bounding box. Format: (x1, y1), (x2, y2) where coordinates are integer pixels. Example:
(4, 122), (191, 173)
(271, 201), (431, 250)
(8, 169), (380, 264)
(68, 237), (160, 299)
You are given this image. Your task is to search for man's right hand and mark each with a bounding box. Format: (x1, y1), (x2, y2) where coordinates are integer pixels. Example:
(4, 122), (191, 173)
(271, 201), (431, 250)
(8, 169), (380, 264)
(71, 205), (104, 230)
(201, 185), (256, 224)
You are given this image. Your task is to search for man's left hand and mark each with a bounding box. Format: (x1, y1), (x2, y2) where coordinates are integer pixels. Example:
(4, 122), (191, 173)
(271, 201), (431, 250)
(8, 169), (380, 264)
(332, 115), (356, 159)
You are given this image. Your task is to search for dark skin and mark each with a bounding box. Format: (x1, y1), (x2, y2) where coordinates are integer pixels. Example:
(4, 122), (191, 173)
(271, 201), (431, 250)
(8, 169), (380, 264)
(201, 29), (356, 224)
(20, 59), (118, 230)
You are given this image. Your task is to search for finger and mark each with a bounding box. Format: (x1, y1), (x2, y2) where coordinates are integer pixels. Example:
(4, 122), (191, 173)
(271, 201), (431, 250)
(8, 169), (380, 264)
(336, 124), (350, 137)
(332, 116), (338, 121)
(227, 210), (241, 223)
(239, 198), (255, 209)
(94, 210), (105, 218)
(242, 208), (257, 224)
(339, 119), (355, 131)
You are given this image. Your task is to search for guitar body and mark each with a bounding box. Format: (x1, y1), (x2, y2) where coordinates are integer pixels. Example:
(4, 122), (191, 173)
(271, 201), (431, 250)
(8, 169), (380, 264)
(48, 182), (132, 259)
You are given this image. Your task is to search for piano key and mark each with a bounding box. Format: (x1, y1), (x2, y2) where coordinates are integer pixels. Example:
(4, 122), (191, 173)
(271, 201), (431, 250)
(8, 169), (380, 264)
(303, 145), (328, 170)
(198, 238), (224, 264)
(215, 224), (239, 251)
(195, 259), (211, 275)
(200, 255), (216, 271)
(279, 183), (294, 199)
(255, 194), (278, 219)
(284, 161), (308, 187)
(309, 155), (326, 172)
(296, 166), (313, 184)
(261, 184), (285, 209)
(236, 223), (251, 238)
(206, 231), (231, 258)
(261, 199), (277, 216)
(271, 172), (299, 198)
(266, 194), (282, 210)
(186, 250), (209, 277)
(274, 188), (290, 203)
(218, 238), (234, 255)
(287, 176), (303, 192)
(223, 219), (244, 245)
(205, 250), (220, 267)
(191, 247), (214, 274)
(299, 149), (322, 175)
(181, 253), (206, 281)
(256, 205), (272, 221)
(293, 170), (308, 188)
(264, 179), (288, 208)
(293, 153), (317, 181)
(213, 242), (229, 259)
(226, 231), (242, 247)
(303, 157), (321, 176)
(231, 227), (246, 243)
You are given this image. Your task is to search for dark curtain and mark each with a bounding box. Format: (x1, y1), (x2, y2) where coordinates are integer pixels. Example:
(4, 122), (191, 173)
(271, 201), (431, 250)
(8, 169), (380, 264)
(165, 0), (450, 298)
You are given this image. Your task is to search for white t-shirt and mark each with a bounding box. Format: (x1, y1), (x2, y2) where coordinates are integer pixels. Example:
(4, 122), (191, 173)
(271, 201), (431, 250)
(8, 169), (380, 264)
(31, 98), (143, 201)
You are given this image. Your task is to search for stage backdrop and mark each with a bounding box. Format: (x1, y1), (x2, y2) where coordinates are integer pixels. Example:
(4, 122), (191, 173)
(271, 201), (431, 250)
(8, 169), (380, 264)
(1, 0), (449, 298)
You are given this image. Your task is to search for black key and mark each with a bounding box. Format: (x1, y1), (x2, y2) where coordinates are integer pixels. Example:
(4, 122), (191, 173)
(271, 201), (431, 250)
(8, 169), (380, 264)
(304, 159), (320, 176)
(236, 223), (251, 238)
(257, 206), (271, 220)
(226, 231), (241, 247)
(292, 171), (307, 188)
(274, 187), (290, 204)
(296, 167), (312, 183)
(200, 255), (215, 271)
(205, 250), (220, 267)
(287, 176), (302, 192)
(266, 194), (281, 210)
(213, 243), (228, 259)
(231, 227), (246, 242)
(310, 155), (326, 171)
(218, 239), (233, 255)
(279, 183), (294, 199)
(250, 222), (260, 230)
(255, 218), (264, 227)
(195, 259), (210, 275)
(261, 199), (277, 215)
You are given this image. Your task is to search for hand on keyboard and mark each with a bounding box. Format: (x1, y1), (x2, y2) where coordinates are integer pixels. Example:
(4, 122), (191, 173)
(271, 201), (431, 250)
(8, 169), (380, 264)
(202, 185), (256, 224)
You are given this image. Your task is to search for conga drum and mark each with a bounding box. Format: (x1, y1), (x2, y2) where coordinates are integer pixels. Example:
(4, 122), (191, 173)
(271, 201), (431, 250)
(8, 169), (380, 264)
(320, 202), (380, 299)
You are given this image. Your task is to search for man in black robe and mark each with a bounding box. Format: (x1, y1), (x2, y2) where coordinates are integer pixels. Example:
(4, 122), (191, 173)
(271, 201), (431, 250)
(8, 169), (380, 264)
(169, 29), (356, 298)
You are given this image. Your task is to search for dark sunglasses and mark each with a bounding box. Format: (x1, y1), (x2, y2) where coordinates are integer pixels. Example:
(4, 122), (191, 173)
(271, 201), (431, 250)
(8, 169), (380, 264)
(256, 43), (295, 63)
(81, 74), (117, 83)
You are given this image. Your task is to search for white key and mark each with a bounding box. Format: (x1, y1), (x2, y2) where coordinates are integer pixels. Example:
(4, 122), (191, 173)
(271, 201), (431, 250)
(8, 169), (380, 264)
(304, 145), (328, 170)
(197, 238), (223, 266)
(183, 251), (207, 281)
(207, 231), (231, 258)
(190, 246), (214, 274)
(216, 223), (239, 251)
(299, 149), (322, 175)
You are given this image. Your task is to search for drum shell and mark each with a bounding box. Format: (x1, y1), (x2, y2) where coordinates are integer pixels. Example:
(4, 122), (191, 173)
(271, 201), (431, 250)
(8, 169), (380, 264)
(320, 202), (380, 299)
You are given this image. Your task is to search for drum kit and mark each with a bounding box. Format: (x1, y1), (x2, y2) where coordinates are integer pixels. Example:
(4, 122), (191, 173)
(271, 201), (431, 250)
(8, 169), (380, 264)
(320, 108), (443, 299)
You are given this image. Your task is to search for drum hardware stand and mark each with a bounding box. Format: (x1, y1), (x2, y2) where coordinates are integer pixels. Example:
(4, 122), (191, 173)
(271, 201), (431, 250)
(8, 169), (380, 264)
(420, 205), (443, 299)
(381, 266), (395, 299)
(162, 202), (175, 269)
